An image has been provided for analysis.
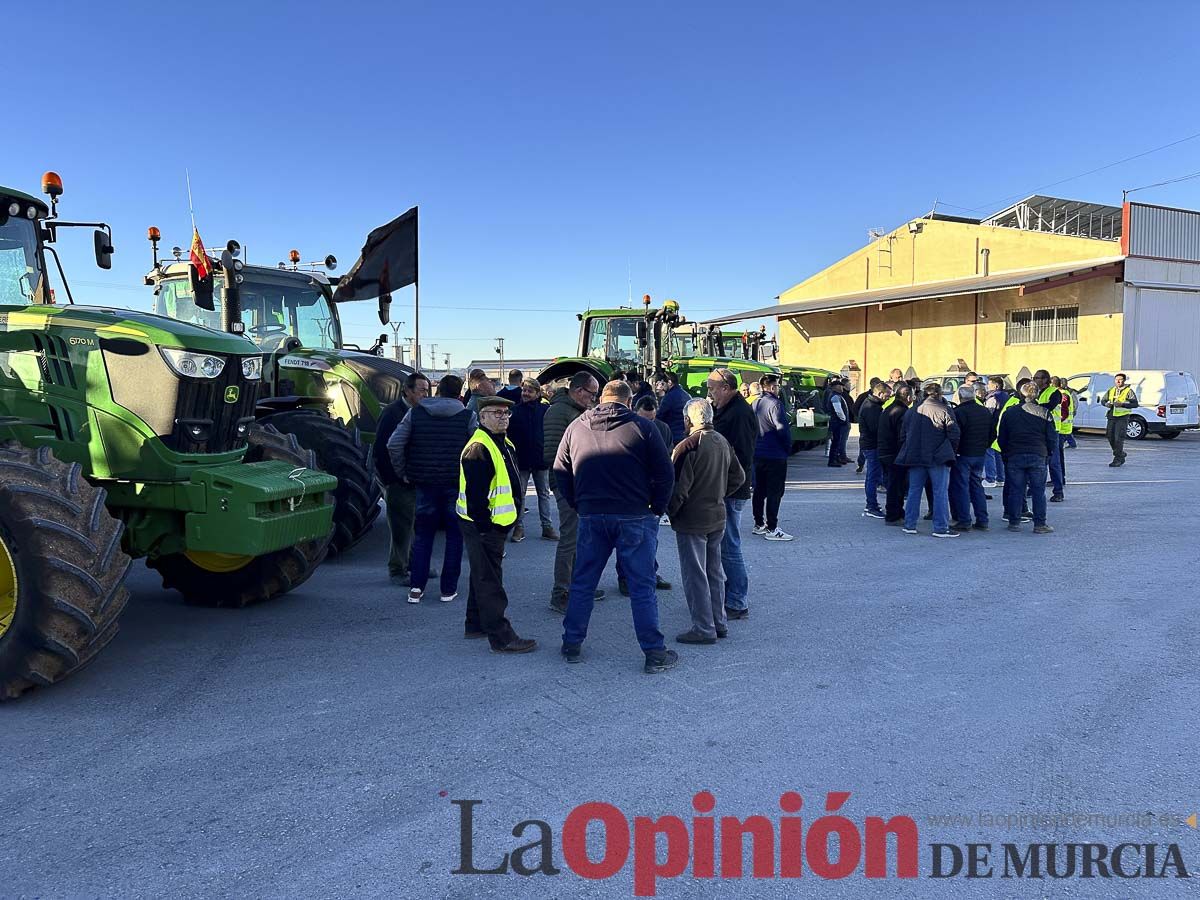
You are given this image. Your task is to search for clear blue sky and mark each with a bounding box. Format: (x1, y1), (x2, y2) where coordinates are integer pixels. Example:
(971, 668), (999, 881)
(8, 1), (1200, 369)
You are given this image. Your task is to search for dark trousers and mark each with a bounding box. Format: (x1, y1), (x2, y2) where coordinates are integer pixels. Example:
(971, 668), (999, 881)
(882, 458), (906, 522)
(1106, 416), (1127, 462)
(384, 482), (416, 576)
(564, 514), (664, 653)
(752, 458), (788, 530)
(828, 421), (849, 465)
(411, 485), (463, 596)
(1004, 454), (1048, 526)
(461, 520), (518, 648)
(949, 455), (988, 526)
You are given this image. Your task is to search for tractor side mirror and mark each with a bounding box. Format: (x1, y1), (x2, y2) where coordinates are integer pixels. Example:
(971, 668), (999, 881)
(94, 229), (114, 270)
(636, 320), (647, 344)
(189, 264), (215, 311)
(378, 292), (392, 325)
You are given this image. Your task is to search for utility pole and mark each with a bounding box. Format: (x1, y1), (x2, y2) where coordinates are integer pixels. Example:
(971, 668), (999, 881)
(389, 321), (406, 363)
(429, 344), (438, 370)
(443, 352), (451, 370)
(494, 337), (505, 381)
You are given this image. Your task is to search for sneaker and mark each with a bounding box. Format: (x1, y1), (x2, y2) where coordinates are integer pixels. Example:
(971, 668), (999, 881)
(752, 523), (769, 535)
(949, 522), (971, 532)
(561, 644), (582, 663)
(676, 629), (716, 645)
(407, 588), (423, 604)
(982, 480), (998, 488)
(542, 526), (560, 541)
(644, 649), (680, 674)
(1033, 524), (1055, 534)
(931, 530), (960, 539)
(1020, 515), (1033, 523)
(855, 465), (864, 474)
(1050, 494), (1064, 503)
(724, 606), (749, 620)
(510, 524), (526, 543)
(1108, 460), (1120, 467)
(902, 527), (918, 535)
(439, 592), (458, 603)
(549, 600), (567, 615)
(973, 523), (989, 531)
(715, 626), (728, 639)
(655, 576), (672, 590)
(764, 528), (794, 541)
(862, 508), (885, 519)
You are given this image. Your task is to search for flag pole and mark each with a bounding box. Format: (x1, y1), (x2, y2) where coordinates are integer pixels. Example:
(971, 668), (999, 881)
(186, 169), (197, 232)
(414, 206), (420, 371)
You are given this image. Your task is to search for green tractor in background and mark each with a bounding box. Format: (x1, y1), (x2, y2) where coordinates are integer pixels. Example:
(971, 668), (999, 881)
(145, 238), (414, 554)
(0, 174), (336, 699)
(537, 297), (829, 453)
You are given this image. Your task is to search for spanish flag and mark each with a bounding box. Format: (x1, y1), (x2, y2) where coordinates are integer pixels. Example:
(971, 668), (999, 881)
(189, 227), (210, 281)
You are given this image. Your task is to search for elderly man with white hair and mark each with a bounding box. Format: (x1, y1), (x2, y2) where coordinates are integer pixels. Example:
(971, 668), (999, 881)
(667, 398), (746, 644)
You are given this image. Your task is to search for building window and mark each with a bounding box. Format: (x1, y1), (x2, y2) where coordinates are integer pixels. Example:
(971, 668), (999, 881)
(1005, 305), (1078, 345)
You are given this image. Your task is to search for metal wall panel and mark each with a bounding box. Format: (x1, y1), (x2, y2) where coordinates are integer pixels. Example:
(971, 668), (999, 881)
(1122, 285), (1200, 374)
(1126, 203), (1200, 262)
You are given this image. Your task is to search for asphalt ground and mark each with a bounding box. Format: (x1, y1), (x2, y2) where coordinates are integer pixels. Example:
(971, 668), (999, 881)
(3, 429), (1199, 898)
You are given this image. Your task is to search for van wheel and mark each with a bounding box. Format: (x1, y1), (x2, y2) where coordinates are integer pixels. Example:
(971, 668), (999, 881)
(1124, 416), (1147, 441)
(1159, 430), (1181, 440)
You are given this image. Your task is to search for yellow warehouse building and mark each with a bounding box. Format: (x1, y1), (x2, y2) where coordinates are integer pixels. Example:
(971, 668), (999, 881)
(711, 196), (1200, 390)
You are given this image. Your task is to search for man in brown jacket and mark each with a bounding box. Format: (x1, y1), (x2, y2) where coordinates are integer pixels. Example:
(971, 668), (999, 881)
(668, 398), (746, 644)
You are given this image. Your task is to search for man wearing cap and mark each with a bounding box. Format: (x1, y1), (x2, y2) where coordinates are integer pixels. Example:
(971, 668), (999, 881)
(457, 396), (537, 653)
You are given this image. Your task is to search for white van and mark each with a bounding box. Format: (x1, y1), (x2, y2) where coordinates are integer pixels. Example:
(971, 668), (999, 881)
(1065, 370), (1200, 440)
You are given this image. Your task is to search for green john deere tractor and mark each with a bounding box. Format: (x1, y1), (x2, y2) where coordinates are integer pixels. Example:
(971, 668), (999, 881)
(537, 297), (828, 452)
(0, 173), (336, 699)
(145, 241), (413, 554)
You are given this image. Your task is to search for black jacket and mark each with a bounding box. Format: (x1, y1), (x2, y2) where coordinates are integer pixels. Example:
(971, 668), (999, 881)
(857, 394), (885, 451)
(876, 401), (908, 462)
(553, 402), (674, 516)
(374, 398), (410, 485)
(712, 392), (757, 500)
(895, 398), (960, 467)
(952, 399), (994, 458)
(460, 428), (522, 532)
(998, 401), (1058, 458)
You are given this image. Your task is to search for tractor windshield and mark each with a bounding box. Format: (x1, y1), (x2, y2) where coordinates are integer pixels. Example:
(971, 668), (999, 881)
(0, 213), (45, 305)
(156, 272), (342, 350)
(584, 316), (641, 366)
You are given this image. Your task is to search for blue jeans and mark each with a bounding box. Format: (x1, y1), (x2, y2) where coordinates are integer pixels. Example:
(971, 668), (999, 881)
(1064, 431), (1077, 449)
(828, 421), (849, 464)
(1004, 454), (1047, 526)
(410, 485), (464, 595)
(721, 497), (749, 611)
(863, 449), (883, 512)
(984, 448), (1005, 483)
(563, 514), (664, 653)
(949, 455), (988, 526)
(1047, 438), (1065, 496)
(903, 465), (950, 533)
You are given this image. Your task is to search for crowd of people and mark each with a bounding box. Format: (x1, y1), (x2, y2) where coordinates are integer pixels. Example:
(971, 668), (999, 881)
(373, 361), (1137, 672)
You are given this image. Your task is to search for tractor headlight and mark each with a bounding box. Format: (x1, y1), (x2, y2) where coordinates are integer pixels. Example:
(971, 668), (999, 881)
(241, 356), (263, 380)
(160, 347), (226, 379)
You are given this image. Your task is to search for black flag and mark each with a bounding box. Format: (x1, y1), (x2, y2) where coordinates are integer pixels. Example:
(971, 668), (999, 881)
(333, 206), (418, 302)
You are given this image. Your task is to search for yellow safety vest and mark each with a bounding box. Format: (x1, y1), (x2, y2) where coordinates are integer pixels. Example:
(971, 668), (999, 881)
(1057, 391), (1076, 435)
(1038, 386), (1063, 431)
(991, 395), (1020, 452)
(456, 430), (518, 526)
(882, 396), (895, 409)
(1104, 386), (1134, 418)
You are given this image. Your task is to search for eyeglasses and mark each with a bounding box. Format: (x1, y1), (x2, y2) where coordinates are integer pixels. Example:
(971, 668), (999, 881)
(483, 410), (512, 417)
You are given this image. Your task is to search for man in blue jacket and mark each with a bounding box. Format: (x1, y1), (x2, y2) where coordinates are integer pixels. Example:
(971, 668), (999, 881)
(655, 371), (691, 445)
(507, 377), (556, 543)
(554, 380), (677, 674)
(751, 374), (793, 541)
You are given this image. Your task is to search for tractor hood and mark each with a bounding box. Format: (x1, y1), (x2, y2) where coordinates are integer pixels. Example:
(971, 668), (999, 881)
(14, 304), (260, 355)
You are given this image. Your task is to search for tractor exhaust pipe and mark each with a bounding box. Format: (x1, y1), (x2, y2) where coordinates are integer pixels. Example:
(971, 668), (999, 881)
(220, 241), (246, 335)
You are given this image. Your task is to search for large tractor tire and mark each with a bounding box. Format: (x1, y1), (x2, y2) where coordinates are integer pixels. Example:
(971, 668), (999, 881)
(147, 425), (333, 608)
(0, 443), (131, 700)
(259, 409), (381, 555)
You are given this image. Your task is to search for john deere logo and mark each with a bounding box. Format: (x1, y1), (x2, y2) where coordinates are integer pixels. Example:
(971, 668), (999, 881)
(224, 386), (240, 404)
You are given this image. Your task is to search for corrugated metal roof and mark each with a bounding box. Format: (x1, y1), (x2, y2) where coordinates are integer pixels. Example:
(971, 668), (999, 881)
(702, 257), (1125, 325)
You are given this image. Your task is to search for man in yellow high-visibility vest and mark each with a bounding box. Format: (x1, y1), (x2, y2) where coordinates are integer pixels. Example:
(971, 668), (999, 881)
(1102, 373), (1139, 467)
(1033, 369), (1066, 502)
(458, 396), (537, 653)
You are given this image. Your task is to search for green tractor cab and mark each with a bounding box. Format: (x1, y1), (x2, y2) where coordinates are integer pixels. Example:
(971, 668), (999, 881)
(537, 299), (828, 453)
(145, 243), (414, 554)
(778, 365), (834, 452)
(0, 174), (336, 699)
